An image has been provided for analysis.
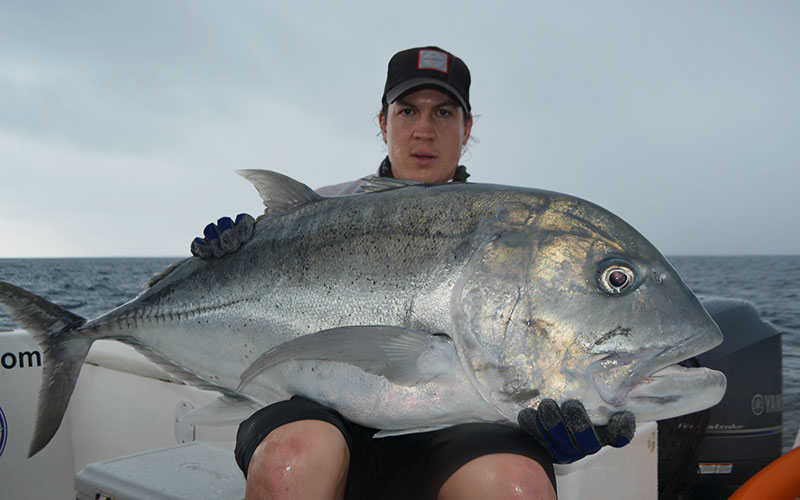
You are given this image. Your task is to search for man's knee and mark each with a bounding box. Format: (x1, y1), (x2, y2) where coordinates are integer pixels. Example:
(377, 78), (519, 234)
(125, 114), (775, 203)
(246, 420), (350, 499)
(438, 453), (557, 500)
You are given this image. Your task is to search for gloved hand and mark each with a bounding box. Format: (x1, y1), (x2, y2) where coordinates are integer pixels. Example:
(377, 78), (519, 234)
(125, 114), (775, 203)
(518, 399), (635, 464)
(191, 213), (255, 259)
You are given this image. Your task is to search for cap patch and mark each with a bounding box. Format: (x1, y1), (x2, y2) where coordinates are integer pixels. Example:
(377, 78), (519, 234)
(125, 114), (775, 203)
(418, 49), (449, 74)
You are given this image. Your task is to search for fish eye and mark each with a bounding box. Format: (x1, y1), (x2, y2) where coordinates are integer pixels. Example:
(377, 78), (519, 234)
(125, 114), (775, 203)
(599, 264), (635, 294)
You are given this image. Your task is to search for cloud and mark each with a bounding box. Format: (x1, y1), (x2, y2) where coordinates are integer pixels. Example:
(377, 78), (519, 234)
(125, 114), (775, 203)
(0, 1), (798, 256)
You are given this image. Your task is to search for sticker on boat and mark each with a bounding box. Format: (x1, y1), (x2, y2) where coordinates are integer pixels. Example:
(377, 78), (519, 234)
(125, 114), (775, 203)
(0, 405), (7, 458)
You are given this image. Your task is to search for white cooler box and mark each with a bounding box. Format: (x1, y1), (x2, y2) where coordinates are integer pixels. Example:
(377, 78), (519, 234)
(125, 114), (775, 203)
(75, 442), (245, 500)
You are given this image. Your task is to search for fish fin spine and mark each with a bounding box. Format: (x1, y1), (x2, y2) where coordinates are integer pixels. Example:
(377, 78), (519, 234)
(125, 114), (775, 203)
(236, 170), (322, 215)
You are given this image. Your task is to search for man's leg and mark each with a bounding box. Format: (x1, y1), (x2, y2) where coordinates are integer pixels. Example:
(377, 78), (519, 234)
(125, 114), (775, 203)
(438, 453), (557, 500)
(245, 420), (350, 500)
(379, 423), (556, 500)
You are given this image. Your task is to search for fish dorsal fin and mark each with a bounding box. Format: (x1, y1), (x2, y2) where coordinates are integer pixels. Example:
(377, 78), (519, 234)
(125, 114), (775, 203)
(145, 258), (189, 288)
(237, 170), (322, 214)
(359, 175), (422, 193)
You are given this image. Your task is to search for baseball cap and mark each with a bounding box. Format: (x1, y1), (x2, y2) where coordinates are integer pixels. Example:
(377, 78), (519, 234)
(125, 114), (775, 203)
(382, 46), (471, 112)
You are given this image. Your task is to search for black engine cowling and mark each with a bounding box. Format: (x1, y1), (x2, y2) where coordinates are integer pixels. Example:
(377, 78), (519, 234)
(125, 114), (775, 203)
(658, 297), (783, 499)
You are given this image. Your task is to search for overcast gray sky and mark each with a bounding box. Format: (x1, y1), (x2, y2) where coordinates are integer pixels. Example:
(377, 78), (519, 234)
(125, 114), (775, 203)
(1, 1), (798, 257)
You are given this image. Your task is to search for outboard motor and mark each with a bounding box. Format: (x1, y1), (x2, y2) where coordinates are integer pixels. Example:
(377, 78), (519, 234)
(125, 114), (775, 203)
(658, 297), (783, 499)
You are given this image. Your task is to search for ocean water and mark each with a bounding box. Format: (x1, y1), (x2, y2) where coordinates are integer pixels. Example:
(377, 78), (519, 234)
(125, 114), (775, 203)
(0, 256), (798, 451)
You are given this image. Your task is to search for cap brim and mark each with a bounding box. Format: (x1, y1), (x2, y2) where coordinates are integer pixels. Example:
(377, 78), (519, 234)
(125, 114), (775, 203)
(384, 78), (470, 112)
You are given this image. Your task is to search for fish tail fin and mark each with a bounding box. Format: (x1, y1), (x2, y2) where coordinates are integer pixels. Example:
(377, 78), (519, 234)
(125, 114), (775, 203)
(0, 281), (90, 457)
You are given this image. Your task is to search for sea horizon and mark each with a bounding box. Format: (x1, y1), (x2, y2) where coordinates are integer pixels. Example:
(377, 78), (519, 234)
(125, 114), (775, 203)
(2, 253), (799, 259)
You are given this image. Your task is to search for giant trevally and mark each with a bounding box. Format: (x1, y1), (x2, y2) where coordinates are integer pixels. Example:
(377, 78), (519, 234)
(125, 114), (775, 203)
(0, 170), (726, 457)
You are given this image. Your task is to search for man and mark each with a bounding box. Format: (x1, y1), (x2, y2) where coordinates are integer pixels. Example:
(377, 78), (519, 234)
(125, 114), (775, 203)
(193, 47), (634, 499)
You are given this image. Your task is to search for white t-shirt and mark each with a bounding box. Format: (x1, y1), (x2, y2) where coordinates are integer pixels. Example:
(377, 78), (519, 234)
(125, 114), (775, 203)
(315, 178), (371, 197)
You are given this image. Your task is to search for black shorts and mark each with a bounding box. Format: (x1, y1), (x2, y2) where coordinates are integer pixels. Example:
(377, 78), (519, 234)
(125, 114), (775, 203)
(236, 396), (556, 500)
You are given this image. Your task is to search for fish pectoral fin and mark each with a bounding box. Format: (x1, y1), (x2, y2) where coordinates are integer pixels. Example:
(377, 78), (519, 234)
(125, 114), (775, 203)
(236, 170), (322, 215)
(180, 395), (264, 426)
(373, 426), (451, 438)
(239, 326), (458, 388)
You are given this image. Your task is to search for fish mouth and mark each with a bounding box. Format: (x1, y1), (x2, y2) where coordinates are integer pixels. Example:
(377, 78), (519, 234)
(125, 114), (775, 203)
(591, 326), (725, 408)
(625, 364), (726, 403)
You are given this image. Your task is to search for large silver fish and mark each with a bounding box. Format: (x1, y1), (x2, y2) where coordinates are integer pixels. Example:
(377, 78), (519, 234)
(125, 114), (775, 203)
(0, 171), (726, 457)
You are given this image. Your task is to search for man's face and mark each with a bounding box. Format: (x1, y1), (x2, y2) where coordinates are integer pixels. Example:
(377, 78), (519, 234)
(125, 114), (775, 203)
(380, 88), (473, 184)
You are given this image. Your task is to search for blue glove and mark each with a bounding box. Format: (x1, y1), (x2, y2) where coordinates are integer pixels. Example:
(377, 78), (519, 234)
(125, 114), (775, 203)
(191, 213), (255, 259)
(518, 399), (635, 464)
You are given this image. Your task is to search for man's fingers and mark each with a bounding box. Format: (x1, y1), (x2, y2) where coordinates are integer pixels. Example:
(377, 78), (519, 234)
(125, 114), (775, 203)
(193, 214), (255, 260)
(517, 407), (544, 442)
(518, 400), (636, 464)
(218, 217), (239, 253)
(518, 401), (576, 462)
(191, 237), (212, 259)
(536, 398), (563, 430)
(609, 411), (635, 447)
(217, 217), (234, 233)
(561, 400), (601, 455)
(203, 222), (220, 242)
(234, 213), (255, 242)
(536, 399), (582, 460)
(596, 411), (636, 447)
(561, 400), (591, 431)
